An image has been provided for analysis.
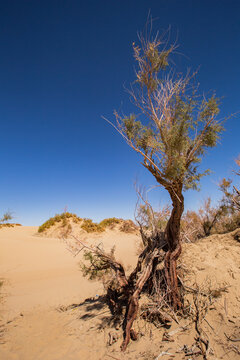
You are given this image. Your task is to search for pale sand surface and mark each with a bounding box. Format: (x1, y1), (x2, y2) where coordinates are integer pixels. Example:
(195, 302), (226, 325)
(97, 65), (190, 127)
(0, 226), (240, 359)
(0, 226), (101, 316)
(0, 226), (141, 360)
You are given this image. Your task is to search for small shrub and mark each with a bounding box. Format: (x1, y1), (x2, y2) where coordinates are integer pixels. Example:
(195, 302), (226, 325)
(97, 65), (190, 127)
(119, 220), (138, 233)
(136, 204), (170, 231)
(38, 213), (138, 235)
(99, 217), (121, 228)
(81, 219), (105, 233)
(0, 211), (13, 224)
(181, 210), (203, 242)
(0, 223), (15, 229)
(80, 250), (112, 280)
(79, 247), (116, 290)
(38, 212), (82, 233)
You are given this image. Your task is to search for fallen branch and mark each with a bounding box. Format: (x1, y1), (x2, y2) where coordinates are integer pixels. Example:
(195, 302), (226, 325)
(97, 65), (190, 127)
(224, 332), (240, 342)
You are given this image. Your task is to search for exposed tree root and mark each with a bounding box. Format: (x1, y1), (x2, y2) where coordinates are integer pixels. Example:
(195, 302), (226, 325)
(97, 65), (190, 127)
(67, 215), (184, 351)
(164, 244), (182, 311)
(121, 246), (159, 351)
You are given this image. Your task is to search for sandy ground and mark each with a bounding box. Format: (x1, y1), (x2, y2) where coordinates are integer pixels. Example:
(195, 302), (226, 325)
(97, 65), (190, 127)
(0, 226), (140, 360)
(0, 226), (101, 316)
(0, 226), (240, 360)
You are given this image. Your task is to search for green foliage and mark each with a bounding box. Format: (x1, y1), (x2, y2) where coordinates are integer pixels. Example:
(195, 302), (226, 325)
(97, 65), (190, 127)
(81, 219), (105, 233)
(116, 35), (224, 193)
(38, 212), (82, 233)
(134, 41), (173, 91)
(79, 248), (115, 281)
(81, 217), (134, 233)
(0, 223), (14, 229)
(99, 217), (121, 228)
(38, 213), (133, 234)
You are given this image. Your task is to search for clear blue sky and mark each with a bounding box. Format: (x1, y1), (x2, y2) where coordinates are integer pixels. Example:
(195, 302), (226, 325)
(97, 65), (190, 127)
(0, 0), (239, 225)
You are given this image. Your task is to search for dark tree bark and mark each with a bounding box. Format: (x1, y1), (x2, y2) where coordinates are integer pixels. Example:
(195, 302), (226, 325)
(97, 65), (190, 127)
(164, 186), (184, 310)
(105, 186), (185, 351)
(85, 183), (185, 351)
(120, 246), (159, 351)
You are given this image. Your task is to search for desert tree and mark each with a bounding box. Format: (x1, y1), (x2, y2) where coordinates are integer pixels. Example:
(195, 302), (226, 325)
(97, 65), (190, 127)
(77, 29), (224, 351)
(108, 32), (223, 310)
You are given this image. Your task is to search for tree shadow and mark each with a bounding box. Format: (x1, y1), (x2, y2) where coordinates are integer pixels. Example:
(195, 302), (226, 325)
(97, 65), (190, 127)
(57, 295), (120, 329)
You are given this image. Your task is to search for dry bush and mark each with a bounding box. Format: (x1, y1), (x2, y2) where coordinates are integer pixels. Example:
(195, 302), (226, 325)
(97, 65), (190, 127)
(136, 203), (170, 232)
(181, 210), (203, 242)
(38, 212), (82, 233)
(0, 211), (16, 229)
(216, 176), (240, 232)
(198, 197), (228, 236)
(81, 219), (105, 233)
(182, 189), (240, 242)
(99, 217), (121, 228)
(0, 211), (13, 224)
(79, 247), (116, 287)
(39, 213), (135, 234)
(119, 219), (138, 233)
(0, 223), (15, 229)
(233, 157), (240, 211)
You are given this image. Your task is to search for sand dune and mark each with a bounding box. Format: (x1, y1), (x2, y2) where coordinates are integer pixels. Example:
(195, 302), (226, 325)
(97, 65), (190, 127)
(0, 227), (98, 316)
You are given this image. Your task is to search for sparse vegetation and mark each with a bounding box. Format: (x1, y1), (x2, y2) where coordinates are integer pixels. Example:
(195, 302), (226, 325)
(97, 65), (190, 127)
(38, 213), (134, 234)
(99, 217), (121, 228)
(81, 219), (105, 233)
(119, 219), (138, 233)
(180, 173), (240, 242)
(0, 211), (21, 229)
(0, 211), (13, 224)
(79, 247), (115, 283)
(136, 203), (170, 232)
(38, 212), (82, 233)
(234, 158), (240, 210)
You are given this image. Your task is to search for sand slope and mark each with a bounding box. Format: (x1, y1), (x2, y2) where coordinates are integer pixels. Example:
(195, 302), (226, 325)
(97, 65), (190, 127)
(0, 226), (140, 360)
(0, 226), (240, 359)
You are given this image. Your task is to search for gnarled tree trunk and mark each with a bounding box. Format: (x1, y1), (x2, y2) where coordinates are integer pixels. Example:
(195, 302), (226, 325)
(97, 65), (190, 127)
(80, 188), (185, 351)
(164, 186), (184, 310)
(106, 188), (185, 350)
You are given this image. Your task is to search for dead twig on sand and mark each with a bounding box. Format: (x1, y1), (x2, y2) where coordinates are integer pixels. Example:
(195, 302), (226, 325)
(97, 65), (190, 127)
(230, 345), (240, 355)
(224, 332), (240, 342)
(106, 354), (122, 360)
(193, 292), (210, 360)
